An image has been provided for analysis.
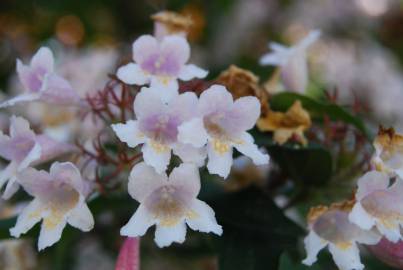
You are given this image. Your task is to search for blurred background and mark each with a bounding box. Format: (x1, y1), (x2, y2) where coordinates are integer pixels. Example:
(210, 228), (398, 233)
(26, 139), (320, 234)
(1, 0), (403, 269)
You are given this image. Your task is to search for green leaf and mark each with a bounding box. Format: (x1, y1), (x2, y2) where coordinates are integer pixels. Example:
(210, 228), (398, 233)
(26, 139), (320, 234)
(211, 188), (303, 270)
(253, 131), (333, 185)
(269, 92), (370, 138)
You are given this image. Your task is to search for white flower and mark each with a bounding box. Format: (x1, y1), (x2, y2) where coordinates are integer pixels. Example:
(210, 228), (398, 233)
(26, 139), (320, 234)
(1, 47), (80, 108)
(349, 171), (403, 243)
(303, 205), (381, 270)
(120, 162), (222, 248)
(259, 30), (320, 93)
(10, 162), (94, 251)
(112, 88), (205, 173)
(116, 35), (208, 103)
(178, 84), (269, 178)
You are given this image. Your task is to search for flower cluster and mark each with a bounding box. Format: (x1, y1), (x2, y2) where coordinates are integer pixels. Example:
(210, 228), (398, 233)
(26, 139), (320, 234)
(0, 14), (269, 251)
(303, 127), (403, 270)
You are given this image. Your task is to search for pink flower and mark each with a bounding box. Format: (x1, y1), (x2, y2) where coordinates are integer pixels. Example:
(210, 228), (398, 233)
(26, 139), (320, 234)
(1, 47), (80, 108)
(10, 162), (94, 251)
(368, 238), (403, 269)
(120, 162), (222, 248)
(117, 35), (208, 102)
(178, 85), (269, 178)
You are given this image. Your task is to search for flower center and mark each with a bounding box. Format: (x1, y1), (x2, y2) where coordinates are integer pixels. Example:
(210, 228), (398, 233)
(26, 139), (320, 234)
(140, 114), (180, 145)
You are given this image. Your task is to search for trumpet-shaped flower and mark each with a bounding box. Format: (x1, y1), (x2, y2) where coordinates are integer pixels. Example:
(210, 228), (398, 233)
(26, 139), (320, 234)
(1, 47), (80, 108)
(10, 162), (94, 251)
(116, 35), (208, 103)
(112, 88), (205, 173)
(178, 85), (269, 178)
(303, 203), (381, 270)
(0, 116), (75, 199)
(372, 127), (403, 178)
(120, 162), (222, 248)
(349, 171), (403, 243)
(259, 30), (320, 93)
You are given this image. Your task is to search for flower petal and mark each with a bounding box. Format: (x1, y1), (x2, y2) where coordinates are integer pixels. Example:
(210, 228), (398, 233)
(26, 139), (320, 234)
(281, 50), (308, 93)
(17, 142), (41, 171)
(356, 171), (390, 201)
(121, 204), (155, 237)
(10, 115), (35, 138)
(198, 84), (233, 116)
(177, 118), (208, 148)
(149, 76), (179, 103)
(133, 87), (166, 119)
(160, 35), (190, 66)
(376, 221), (402, 243)
(142, 142), (171, 174)
(67, 202), (94, 232)
(178, 64), (208, 81)
(16, 167), (53, 198)
(2, 176), (19, 200)
(10, 198), (43, 237)
(132, 35), (159, 65)
(302, 230), (328, 266)
(173, 143), (206, 167)
(0, 162), (17, 191)
(112, 120), (145, 148)
(168, 91), (199, 122)
(169, 163), (200, 198)
(128, 162), (167, 202)
(186, 199), (222, 235)
(38, 219), (67, 251)
(233, 132), (269, 165)
(0, 93), (41, 108)
(154, 221), (187, 248)
(206, 141), (233, 178)
(40, 74), (80, 105)
(30, 47), (54, 72)
(49, 162), (84, 193)
(117, 63), (149, 85)
(231, 96), (261, 131)
(349, 202), (376, 230)
(328, 243), (364, 270)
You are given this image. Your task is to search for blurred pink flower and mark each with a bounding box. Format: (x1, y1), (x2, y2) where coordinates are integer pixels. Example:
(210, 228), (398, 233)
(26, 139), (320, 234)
(115, 237), (140, 270)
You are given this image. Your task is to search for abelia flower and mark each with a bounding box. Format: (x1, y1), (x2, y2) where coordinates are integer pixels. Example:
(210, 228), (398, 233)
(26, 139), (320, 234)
(303, 202), (381, 270)
(372, 126), (403, 178)
(10, 162), (94, 251)
(178, 85), (269, 178)
(0, 116), (75, 199)
(259, 30), (320, 93)
(112, 88), (205, 173)
(1, 47), (80, 108)
(349, 171), (403, 243)
(116, 35), (208, 103)
(120, 162), (222, 248)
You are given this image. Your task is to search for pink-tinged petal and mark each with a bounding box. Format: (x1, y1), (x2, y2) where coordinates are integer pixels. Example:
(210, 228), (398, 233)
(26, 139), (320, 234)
(296, 30), (321, 51)
(16, 167), (53, 198)
(0, 163), (17, 190)
(112, 120), (146, 148)
(17, 142), (41, 170)
(281, 50), (308, 93)
(2, 176), (19, 200)
(149, 77), (179, 103)
(0, 133), (12, 160)
(40, 74), (80, 105)
(178, 64), (208, 81)
(133, 87), (166, 119)
(206, 141), (233, 178)
(117, 63), (149, 85)
(160, 35), (190, 67)
(302, 230), (328, 266)
(349, 202), (376, 230)
(10, 115), (35, 138)
(233, 132), (269, 165)
(231, 96), (261, 131)
(35, 135), (77, 164)
(142, 142), (171, 174)
(168, 163), (200, 198)
(38, 219), (67, 251)
(168, 92), (199, 122)
(16, 60), (43, 93)
(115, 237), (140, 270)
(356, 171), (389, 200)
(198, 85), (234, 115)
(0, 93), (41, 108)
(132, 35), (159, 65)
(178, 118), (209, 148)
(49, 162), (84, 193)
(186, 199), (222, 235)
(173, 143), (206, 167)
(121, 204), (155, 236)
(67, 202), (94, 231)
(328, 243), (364, 270)
(30, 47), (54, 73)
(127, 162), (167, 203)
(10, 198), (43, 237)
(154, 221), (186, 248)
